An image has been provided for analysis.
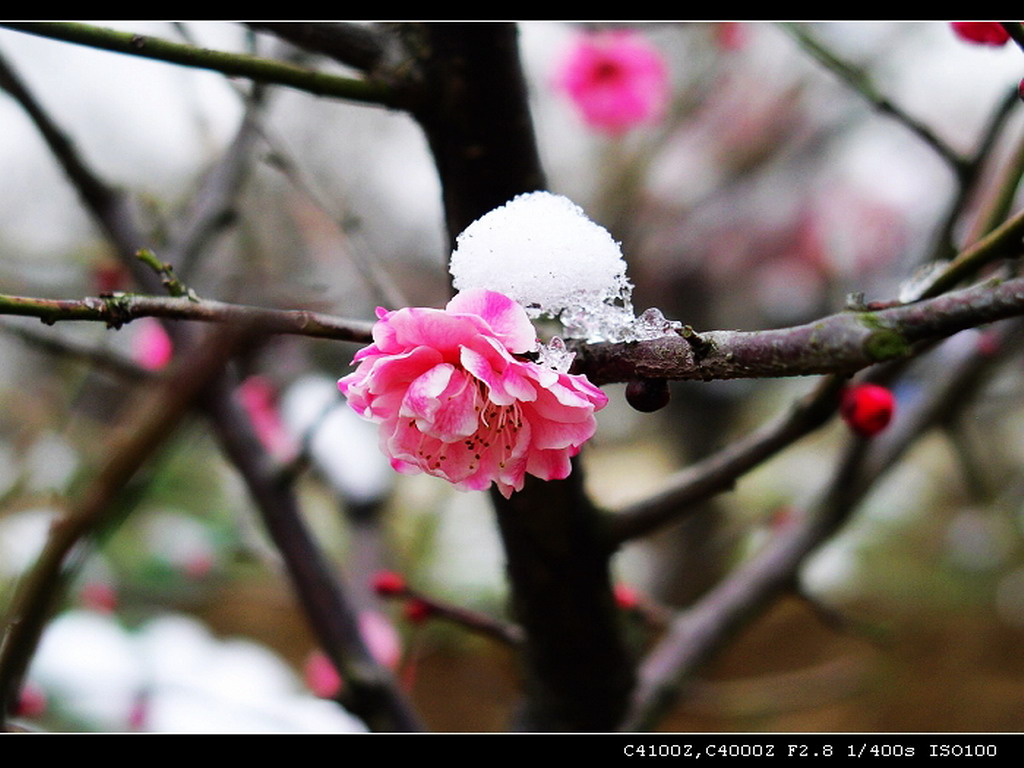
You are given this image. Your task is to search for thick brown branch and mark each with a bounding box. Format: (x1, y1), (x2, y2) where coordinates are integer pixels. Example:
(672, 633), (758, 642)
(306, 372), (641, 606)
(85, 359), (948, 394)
(575, 276), (1024, 384)
(7, 275), (1024, 382)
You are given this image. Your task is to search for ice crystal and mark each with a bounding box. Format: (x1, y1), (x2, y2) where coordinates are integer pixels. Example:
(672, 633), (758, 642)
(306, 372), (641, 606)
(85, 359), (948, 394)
(535, 336), (576, 373)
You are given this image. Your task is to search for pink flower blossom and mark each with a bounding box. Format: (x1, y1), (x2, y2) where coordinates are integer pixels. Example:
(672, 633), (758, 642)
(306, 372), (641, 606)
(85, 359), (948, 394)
(304, 610), (401, 698)
(338, 289), (608, 498)
(236, 375), (299, 462)
(131, 318), (173, 371)
(951, 22), (1011, 46)
(555, 29), (669, 135)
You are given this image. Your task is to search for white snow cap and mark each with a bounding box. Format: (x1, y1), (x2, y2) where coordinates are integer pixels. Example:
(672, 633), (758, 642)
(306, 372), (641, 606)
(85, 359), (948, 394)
(450, 191), (674, 343)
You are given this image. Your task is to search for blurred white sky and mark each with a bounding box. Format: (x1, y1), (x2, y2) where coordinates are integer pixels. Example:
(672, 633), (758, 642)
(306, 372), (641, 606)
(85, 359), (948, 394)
(0, 22), (1021, 281)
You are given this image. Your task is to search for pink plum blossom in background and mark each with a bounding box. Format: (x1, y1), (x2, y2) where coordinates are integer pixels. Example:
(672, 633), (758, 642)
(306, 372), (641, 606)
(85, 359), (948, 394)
(131, 318), (174, 371)
(555, 29), (669, 135)
(338, 289), (608, 498)
(304, 611), (401, 698)
(950, 22), (1011, 46)
(236, 376), (299, 463)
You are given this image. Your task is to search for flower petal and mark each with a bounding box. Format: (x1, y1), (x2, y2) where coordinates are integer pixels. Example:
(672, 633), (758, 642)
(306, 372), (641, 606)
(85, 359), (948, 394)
(447, 288), (537, 354)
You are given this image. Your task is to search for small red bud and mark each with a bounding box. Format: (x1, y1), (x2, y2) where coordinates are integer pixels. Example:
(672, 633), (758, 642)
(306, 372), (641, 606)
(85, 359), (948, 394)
(625, 378), (670, 412)
(16, 684), (46, 719)
(977, 329), (1001, 357)
(614, 583), (640, 610)
(403, 598), (433, 624)
(371, 570), (407, 597)
(840, 383), (895, 437)
(79, 581), (118, 614)
(950, 22), (1011, 46)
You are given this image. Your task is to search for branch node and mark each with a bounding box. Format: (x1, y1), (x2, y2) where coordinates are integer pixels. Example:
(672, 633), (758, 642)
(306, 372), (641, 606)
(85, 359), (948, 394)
(101, 294), (134, 329)
(680, 324), (714, 361)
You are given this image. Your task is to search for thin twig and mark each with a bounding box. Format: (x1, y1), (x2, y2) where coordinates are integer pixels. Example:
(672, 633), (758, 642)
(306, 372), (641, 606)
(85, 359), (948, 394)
(0, 319), (150, 380)
(0, 40), (421, 731)
(926, 84), (1020, 262)
(619, 319), (1015, 731)
(0, 22), (403, 108)
(779, 22), (967, 175)
(607, 376), (845, 546)
(0, 292), (373, 342)
(0, 324), (252, 722)
(246, 22), (401, 74)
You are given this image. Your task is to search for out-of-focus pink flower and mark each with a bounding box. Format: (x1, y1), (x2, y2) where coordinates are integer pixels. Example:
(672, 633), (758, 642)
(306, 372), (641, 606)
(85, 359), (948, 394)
(16, 684), (47, 719)
(359, 610), (402, 669)
(237, 376), (299, 462)
(951, 22), (1011, 46)
(555, 29), (669, 135)
(92, 258), (129, 294)
(79, 581), (119, 614)
(304, 611), (401, 698)
(713, 22), (748, 51)
(304, 651), (342, 699)
(131, 318), (173, 371)
(338, 289), (608, 498)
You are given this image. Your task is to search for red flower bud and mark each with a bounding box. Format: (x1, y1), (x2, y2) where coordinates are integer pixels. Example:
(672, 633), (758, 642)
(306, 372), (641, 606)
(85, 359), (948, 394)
(625, 378), (670, 412)
(614, 583), (640, 610)
(371, 570), (407, 597)
(840, 383), (895, 437)
(16, 684), (46, 719)
(79, 581), (118, 614)
(951, 22), (1011, 46)
(403, 598), (433, 624)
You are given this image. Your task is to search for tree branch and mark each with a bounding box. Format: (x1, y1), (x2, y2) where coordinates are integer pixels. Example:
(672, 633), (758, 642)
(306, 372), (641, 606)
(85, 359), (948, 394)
(0, 41), (420, 731)
(779, 23), (968, 176)
(8, 270), (1024, 381)
(575, 274), (1024, 384)
(0, 291), (373, 342)
(619, 319), (1016, 731)
(246, 22), (400, 74)
(0, 324), (251, 722)
(606, 376), (846, 546)
(0, 22), (403, 108)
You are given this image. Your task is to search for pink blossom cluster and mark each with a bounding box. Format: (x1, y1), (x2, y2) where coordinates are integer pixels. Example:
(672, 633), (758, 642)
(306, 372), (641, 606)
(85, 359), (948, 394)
(555, 29), (669, 135)
(338, 289), (607, 498)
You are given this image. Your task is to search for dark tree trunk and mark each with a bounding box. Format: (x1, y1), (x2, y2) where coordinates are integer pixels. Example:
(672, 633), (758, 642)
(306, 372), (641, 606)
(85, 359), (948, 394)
(408, 22), (636, 730)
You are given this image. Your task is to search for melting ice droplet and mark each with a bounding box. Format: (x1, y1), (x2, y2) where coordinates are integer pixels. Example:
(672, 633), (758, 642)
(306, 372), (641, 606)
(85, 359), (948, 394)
(449, 191), (642, 342)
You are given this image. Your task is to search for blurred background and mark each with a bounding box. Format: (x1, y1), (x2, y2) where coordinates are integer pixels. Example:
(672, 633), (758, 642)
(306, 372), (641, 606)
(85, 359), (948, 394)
(2, 21), (1024, 732)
